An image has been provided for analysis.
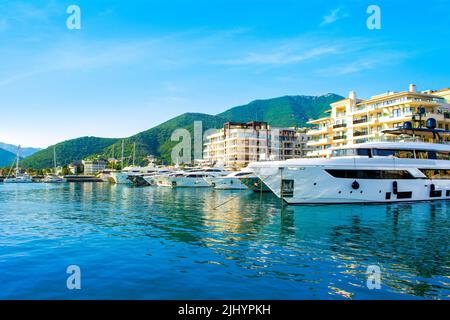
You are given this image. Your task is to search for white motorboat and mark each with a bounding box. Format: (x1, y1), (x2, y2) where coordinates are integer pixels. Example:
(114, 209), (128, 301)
(249, 141), (450, 204)
(210, 168), (256, 190)
(157, 168), (227, 188)
(42, 174), (66, 183)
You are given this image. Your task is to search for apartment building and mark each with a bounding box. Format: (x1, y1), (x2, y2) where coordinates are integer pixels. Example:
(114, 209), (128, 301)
(82, 159), (107, 175)
(307, 84), (450, 157)
(203, 122), (310, 167)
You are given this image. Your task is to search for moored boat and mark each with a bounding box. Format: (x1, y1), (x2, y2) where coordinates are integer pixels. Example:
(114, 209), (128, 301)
(3, 146), (34, 183)
(211, 168), (255, 190)
(249, 140), (450, 204)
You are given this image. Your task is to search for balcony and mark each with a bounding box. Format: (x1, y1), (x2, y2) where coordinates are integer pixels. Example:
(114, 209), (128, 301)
(333, 135), (347, 140)
(354, 131), (368, 137)
(333, 123), (347, 129)
(353, 118), (368, 125)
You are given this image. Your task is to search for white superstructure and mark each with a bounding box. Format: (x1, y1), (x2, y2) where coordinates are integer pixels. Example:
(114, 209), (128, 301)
(249, 141), (450, 204)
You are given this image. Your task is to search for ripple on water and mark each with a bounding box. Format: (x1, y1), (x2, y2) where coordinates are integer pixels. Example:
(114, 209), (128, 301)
(0, 183), (448, 299)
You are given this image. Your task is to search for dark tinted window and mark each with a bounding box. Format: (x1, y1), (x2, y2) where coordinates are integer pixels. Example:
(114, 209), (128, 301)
(357, 149), (371, 157)
(419, 169), (450, 179)
(325, 169), (415, 179)
(436, 152), (450, 160)
(373, 149), (414, 158)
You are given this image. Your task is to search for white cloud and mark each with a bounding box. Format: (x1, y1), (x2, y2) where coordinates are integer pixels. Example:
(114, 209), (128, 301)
(320, 8), (349, 26)
(220, 46), (338, 65)
(316, 51), (411, 75)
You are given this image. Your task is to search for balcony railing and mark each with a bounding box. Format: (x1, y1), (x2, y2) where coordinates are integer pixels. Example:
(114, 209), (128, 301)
(354, 131), (368, 137)
(333, 135), (347, 140)
(333, 123), (347, 129)
(353, 118), (368, 124)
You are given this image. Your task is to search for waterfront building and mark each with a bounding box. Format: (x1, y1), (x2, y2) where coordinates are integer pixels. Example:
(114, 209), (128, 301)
(203, 121), (311, 167)
(306, 84), (450, 157)
(82, 159), (107, 175)
(68, 162), (83, 174)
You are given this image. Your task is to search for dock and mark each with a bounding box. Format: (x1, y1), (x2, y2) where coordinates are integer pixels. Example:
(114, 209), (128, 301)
(64, 175), (103, 182)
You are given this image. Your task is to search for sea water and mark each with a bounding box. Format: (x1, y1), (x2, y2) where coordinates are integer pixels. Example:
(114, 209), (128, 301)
(0, 183), (448, 299)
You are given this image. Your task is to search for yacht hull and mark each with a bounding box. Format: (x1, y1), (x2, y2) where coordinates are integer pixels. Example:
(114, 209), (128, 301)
(110, 172), (133, 184)
(250, 159), (450, 204)
(212, 177), (248, 190)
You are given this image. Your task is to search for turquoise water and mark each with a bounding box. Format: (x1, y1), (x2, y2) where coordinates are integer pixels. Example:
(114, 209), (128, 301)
(0, 183), (448, 300)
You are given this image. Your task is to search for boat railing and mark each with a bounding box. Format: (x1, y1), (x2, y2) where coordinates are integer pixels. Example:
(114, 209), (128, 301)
(364, 136), (450, 145)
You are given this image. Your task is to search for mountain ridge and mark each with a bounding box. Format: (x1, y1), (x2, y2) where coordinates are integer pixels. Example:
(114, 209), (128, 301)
(0, 142), (41, 158)
(19, 93), (344, 169)
(0, 148), (17, 167)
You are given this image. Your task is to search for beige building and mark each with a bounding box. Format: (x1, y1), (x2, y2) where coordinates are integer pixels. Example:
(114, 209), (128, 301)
(82, 159), (107, 174)
(307, 84), (450, 157)
(203, 121), (311, 167)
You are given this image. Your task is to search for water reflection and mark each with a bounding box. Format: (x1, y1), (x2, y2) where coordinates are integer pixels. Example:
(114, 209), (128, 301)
(0, 183), (448, 299)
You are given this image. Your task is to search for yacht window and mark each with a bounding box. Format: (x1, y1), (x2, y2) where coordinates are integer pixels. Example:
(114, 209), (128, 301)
(235, 172), (249, 177)
(325, 169), (415, 179)
(332, 148), (370, 157)
(419, 169), (450, 180)
(436, 152), (450, 160)
(373, 149), (414, 158)
(415, 150), (429, 159)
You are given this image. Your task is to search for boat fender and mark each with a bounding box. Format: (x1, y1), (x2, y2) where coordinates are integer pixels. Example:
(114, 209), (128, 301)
(351, 181), (360, 190)
(393, 181), (398, 195)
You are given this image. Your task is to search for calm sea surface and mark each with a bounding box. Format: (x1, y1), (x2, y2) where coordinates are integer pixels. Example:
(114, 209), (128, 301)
(0, 183), (448, 299)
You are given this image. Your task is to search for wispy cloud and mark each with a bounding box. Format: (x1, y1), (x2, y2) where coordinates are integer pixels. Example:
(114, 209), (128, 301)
(220, 45), (338, 65)
(316, 51), (411, 75)
(320, 8), (349, 26)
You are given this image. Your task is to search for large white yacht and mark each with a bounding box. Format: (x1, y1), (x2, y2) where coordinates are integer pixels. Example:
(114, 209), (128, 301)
(249, 141), (450, 204)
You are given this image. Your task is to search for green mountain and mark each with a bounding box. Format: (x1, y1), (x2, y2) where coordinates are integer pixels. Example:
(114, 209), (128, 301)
(20, 93), (344, 168)
(0, 148), (17, 167)
(218, 94), (343, 127)
(100, 113), (226, 165)
(21, 136), (119, 169)
(95, 93), (343, 165)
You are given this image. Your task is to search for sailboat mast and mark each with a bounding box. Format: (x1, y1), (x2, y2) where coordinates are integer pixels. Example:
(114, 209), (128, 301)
(16, 145), (20, 175)
(121, 140), (124, 170)
(132, 142), (136, 166)
(53, 147), (57, 173)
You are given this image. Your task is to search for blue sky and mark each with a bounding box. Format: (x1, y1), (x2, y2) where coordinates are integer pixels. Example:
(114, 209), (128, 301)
(1, 0), (450, 147)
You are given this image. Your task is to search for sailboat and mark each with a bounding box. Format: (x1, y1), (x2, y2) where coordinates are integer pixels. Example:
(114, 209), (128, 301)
(43, 147), (66, 183)
(3, 146), (33, 183)
(110, 140), (133, 184)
